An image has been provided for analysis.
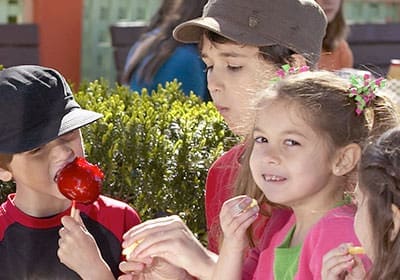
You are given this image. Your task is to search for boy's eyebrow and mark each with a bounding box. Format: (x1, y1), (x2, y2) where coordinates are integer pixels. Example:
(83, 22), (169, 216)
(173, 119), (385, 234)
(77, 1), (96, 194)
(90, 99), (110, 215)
(201, 51), (247, 59)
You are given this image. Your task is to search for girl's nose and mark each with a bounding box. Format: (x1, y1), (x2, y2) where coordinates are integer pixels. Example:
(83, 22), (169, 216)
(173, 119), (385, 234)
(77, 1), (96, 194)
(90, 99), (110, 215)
(262, 148), (281, 165)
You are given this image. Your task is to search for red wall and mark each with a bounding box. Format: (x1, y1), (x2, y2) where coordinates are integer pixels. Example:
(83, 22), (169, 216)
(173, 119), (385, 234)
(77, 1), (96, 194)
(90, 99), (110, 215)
(32, 0), (83, 87)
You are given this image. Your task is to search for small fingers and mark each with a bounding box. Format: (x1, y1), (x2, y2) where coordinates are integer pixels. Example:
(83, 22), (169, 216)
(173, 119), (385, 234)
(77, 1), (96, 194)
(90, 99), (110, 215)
(220, 196), (259, 234)
(119, 260), (146, 274)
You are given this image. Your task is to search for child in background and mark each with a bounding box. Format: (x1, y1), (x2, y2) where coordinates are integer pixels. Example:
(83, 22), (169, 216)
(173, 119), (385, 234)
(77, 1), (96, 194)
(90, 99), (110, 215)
(119, 0), (327, 278)
(322, 126), (400, 280)
(0, 65), (140, 279)
(317, 0), (354, 70)
(214, 71), (399, 279)
(122, 0), (209, 101)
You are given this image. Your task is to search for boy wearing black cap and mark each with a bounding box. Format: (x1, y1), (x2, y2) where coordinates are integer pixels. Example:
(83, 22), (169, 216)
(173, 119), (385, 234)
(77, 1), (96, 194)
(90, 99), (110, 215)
(0, 65), (140, 279)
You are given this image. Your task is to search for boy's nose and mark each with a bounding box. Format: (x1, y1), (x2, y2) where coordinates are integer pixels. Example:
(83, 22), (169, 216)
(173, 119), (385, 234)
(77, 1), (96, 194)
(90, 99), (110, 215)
(207, 71), (223, 96)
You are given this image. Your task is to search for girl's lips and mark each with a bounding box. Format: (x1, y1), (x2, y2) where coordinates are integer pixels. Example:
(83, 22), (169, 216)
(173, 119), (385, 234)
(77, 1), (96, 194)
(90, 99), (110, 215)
(262, 174), (286, 182)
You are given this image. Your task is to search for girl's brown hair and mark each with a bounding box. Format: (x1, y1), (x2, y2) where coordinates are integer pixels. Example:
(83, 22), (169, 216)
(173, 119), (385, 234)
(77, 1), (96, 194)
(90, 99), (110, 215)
(235, 71), (399, 246)
(322, 1), (348, 52)
(358, 126), (400, 279)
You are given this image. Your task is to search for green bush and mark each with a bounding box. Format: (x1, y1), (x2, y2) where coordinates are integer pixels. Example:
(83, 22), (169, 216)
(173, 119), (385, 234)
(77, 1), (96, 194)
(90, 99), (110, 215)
(0, 79), (239, 239)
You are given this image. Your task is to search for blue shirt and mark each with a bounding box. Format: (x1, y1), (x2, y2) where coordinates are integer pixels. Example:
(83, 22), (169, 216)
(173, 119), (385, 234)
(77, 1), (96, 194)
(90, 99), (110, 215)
(126, 43), (209, 101)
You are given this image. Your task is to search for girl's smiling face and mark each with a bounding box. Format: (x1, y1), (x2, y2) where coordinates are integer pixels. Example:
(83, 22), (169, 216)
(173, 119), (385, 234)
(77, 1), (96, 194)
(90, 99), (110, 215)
(249, 99), (339, 210)
(201, 36), (276, 135)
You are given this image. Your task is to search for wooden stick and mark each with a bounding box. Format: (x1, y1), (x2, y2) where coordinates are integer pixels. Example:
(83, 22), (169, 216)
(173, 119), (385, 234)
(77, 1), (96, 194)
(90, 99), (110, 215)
(70, 200), (76, 217)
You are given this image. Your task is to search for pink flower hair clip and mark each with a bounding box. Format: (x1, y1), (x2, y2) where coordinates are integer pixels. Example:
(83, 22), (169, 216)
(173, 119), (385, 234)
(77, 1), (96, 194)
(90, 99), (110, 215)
(348, 73), (386, 115)
(276, 64), (310, 79)
(270, 64), (310, 83)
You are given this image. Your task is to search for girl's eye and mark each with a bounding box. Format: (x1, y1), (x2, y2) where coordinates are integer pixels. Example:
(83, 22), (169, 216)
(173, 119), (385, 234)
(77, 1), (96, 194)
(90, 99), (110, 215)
(254, 136), (268, 143)
(284, 139), (300, 146)
(227, 65), (242, 72)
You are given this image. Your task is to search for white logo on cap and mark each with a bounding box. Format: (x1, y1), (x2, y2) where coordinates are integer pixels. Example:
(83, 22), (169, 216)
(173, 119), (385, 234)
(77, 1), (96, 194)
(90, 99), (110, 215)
(248, 16), (259, 28)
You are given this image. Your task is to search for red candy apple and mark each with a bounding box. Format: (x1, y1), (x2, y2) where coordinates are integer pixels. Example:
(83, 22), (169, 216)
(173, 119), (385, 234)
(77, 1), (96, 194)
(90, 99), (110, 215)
(56, 157), (104, 204)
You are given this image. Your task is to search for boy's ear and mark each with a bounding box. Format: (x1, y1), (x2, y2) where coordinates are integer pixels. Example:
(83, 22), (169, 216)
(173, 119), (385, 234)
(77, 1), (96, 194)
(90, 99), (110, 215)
(332, 143), (361, 176)
(289, 54), (307, 68)
(0, 167), (13, 182)
(390, 204), (400, 241)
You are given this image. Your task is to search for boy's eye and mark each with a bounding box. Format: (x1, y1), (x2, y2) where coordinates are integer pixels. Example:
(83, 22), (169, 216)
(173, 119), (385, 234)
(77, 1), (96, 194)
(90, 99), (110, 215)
(227, 65), (242, 71)
(61, 129), (79, 141)
(284, 139), (300, 146)
(254, 136), (268, 143)
(204, 65), (213, 73)
(29, 147), (42, 154)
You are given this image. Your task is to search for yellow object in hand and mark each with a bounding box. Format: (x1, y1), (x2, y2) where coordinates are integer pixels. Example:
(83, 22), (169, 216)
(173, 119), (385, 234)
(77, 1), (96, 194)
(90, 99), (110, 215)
(348, 246), (365, 255)
(245, 199), (258, 211)
(122, 239), (143, 256)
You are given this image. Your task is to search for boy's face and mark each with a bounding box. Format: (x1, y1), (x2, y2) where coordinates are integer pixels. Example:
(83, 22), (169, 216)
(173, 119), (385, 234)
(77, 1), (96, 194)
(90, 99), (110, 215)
(4, 129), (85, 202)
(201, 36), (276, 136)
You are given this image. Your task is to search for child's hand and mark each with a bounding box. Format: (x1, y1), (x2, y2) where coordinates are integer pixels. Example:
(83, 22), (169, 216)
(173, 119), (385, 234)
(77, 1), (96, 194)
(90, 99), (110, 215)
(121, 215), (216, 280)
(322, 243), (366, 280)
(58, 209), (114, 280)
(219, 195), (259, 252)
(119, 257), (192, 280)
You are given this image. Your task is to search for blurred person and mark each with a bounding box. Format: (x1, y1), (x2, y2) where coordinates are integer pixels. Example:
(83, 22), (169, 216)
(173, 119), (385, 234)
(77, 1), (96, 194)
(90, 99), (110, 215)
(317, 0), (354, 71)
(122, 0), (209, 101)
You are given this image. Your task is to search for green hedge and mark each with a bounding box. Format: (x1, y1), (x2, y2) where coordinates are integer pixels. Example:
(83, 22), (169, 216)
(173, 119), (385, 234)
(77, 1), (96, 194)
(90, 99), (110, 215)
(0, 79), (239, 239)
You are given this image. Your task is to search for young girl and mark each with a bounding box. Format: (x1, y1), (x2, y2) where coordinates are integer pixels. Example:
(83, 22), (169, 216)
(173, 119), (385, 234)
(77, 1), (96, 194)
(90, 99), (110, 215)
(213, 70), (398, 279)
(316, 0), (354, 70)
(322, 126), (400, 280)
(119, 0), (327, 278)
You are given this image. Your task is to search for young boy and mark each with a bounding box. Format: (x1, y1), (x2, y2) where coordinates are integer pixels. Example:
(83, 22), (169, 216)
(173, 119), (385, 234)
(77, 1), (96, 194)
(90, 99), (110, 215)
(0, 65), (140, 279)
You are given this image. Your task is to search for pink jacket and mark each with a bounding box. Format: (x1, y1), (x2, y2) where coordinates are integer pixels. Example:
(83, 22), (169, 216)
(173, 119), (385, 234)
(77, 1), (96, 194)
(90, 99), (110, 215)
(245, 205), (371, 279)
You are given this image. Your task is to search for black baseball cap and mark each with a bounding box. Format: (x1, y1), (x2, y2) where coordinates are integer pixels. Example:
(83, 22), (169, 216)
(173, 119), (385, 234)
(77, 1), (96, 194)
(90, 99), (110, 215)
(0, 65), (102, 153)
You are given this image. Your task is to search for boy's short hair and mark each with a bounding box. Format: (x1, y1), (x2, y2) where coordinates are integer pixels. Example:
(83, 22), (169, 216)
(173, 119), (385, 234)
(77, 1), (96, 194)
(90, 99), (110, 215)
(0, 65), (102, 154)
(173, 0), (327, 66)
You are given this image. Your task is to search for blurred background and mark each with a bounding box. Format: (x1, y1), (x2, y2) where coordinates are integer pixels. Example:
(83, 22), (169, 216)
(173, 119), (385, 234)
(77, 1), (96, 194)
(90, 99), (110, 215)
(0, 0), (399, 86)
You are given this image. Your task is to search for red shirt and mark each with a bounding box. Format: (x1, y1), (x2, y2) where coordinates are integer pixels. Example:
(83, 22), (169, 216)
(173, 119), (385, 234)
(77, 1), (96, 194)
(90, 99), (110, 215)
(205, 144), (270, 253)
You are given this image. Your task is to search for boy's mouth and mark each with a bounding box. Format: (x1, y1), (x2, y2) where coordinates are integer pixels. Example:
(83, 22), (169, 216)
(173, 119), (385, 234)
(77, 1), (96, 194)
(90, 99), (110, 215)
(54, 159), (76, 182)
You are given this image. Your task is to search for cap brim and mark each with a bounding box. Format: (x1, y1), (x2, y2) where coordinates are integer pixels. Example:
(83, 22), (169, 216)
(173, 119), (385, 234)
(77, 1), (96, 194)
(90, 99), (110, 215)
(59, 108), (103, 137)
(173, 17), (221, 43)
(173, 17), (278, 47)
(0, 108), (102, 154)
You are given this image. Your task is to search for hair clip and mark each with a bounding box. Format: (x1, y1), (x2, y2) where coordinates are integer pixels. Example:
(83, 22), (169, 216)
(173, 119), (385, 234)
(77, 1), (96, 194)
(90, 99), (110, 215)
(348, 73), (386, 115)
(276, 64), (310, 79)
(271, 64), (310, 83)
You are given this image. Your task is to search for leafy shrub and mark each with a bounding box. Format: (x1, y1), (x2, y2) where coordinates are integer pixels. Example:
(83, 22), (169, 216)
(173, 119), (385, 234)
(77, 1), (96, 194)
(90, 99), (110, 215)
(0, 79), (239, 239)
